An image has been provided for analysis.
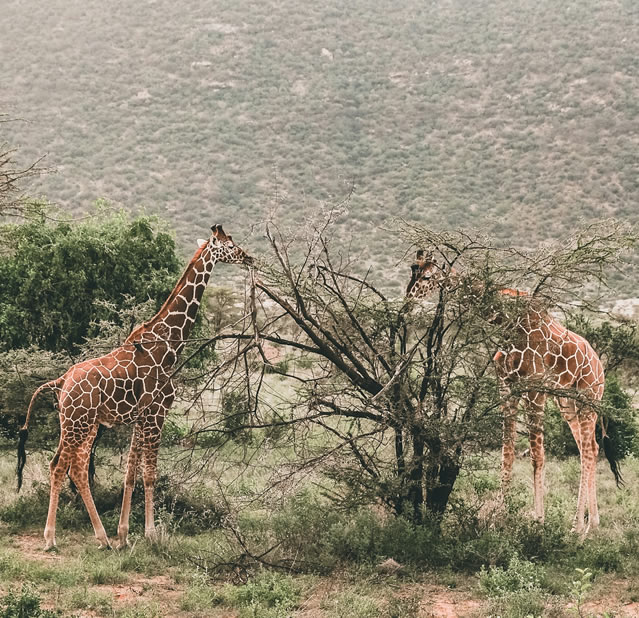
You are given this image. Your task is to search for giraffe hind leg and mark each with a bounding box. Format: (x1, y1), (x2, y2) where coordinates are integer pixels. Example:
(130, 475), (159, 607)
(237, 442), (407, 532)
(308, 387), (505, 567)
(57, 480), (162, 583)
(501, 395), (519, 496)
(44, 442), (71, 551)
(525, 391), (546, 522)
(117, 424), (142, 549)
(559, 398), (598, 533)
(67, 426), (111, 549)
(581, 409), (600, 531)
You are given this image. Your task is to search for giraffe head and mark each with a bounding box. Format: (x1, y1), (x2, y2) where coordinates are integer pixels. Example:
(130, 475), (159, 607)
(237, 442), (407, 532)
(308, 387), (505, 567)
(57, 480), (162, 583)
(205, 224), (254, 265)
(405, 250), (453, 299)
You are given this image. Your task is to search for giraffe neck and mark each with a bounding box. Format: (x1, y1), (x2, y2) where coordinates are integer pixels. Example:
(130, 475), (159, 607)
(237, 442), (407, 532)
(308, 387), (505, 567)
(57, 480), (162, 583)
(128, 243), (216, 357)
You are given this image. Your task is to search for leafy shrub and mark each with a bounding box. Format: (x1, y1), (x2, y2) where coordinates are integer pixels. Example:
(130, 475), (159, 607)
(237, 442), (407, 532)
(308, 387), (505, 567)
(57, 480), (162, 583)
(574, 537), (623, 573)
(479, 555), (546, 598)
(222, 570), (301, 617)
(545, 374), (639, 460)
(484, 589), (547, 618)
(0, 206), (181, 353)
(0, 583), (59, 618)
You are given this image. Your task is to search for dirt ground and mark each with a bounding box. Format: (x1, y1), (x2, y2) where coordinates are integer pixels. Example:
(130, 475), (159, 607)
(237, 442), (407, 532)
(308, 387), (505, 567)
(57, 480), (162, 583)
(4, 532), (639, 617)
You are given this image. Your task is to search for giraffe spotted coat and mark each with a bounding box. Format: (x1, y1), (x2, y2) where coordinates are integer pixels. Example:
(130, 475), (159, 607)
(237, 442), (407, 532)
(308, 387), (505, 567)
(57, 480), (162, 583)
(18, 225), (253, 550)
(406, 251), (605, 534)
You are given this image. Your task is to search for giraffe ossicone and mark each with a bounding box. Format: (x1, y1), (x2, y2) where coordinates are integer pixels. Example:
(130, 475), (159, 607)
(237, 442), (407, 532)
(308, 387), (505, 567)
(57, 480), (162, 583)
(406, 250), (619, 534)
(17, 224), (253, 550)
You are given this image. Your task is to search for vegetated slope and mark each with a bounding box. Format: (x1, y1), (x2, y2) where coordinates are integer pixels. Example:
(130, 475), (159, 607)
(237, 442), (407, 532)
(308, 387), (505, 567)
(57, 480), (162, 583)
(1, 0), (637, 290)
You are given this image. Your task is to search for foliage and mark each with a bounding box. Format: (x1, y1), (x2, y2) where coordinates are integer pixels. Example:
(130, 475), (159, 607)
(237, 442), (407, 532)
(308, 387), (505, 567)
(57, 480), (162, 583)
(566, 315), (639, 373)
(0, 583), (59, 618)
(479, 555), (546, 597)
(545, 374), (639, 460)
(0, 475), (226, 536)
(214, 218), (635, 523)
(479, 556), (549, 618)
(220, 570), (302, 617)
(568, 568), (593, 618)
(0, 204), (181, 353)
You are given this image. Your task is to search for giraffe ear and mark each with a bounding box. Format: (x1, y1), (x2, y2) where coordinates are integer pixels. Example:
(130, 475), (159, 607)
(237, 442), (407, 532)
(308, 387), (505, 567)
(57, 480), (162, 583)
(197, 238), (208, 247)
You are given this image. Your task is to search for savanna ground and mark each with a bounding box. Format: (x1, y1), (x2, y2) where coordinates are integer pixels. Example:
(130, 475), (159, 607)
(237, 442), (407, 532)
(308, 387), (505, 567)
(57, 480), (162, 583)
(2, 441), (639, 618)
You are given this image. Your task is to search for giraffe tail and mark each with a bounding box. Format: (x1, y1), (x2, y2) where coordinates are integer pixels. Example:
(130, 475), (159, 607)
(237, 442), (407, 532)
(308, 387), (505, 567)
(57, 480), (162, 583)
(602, 434), (624, 488)
(17, 377), (63, 491)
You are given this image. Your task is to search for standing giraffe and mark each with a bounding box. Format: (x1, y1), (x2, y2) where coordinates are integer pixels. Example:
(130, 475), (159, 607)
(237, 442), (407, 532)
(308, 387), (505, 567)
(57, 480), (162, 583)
(17, 224), (253, 550)
(405, 250), (620, 533)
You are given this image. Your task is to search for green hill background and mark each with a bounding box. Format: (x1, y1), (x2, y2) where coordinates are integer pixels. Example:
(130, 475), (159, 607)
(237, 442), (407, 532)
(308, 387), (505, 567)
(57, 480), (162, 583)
(1, 0), (637, 290)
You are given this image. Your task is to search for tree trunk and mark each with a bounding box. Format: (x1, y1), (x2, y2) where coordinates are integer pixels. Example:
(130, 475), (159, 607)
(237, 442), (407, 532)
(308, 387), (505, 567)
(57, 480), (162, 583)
(406, 429), (425, 524)
(424, 440), (461, 516)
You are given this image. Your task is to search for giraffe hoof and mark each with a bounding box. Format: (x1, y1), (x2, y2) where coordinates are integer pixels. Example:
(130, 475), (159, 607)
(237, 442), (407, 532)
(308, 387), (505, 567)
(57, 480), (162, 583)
(44, 545), (59, 554)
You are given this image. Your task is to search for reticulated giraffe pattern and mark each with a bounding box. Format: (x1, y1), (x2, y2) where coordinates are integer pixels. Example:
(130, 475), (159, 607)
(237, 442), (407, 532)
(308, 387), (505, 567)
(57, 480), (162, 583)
(18, 225), (253, 550)
(406, 250), (606, 533)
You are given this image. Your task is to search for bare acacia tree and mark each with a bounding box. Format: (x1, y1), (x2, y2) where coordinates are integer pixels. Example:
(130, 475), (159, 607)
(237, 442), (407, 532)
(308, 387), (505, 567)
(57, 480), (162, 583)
(176, 216), (634, 525)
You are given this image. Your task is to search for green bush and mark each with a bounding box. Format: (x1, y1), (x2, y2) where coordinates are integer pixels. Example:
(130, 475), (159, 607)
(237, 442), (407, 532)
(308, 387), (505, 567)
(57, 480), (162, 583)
(0, 583), (59, 618)
(545, 374), (639, 460)
(479, 555), (546, 597)
(483, 589), (547, 618)
(0, 205), (181, 353)
(222, 570), (302, 617)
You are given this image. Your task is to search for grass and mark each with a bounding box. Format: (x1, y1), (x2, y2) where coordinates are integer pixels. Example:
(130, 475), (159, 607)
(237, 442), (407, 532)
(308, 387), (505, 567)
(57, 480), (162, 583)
(0, 448), (638, 616)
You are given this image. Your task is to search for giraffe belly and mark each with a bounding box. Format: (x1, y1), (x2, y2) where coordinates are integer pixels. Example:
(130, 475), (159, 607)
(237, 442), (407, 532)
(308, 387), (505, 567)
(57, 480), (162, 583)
(97, 379), (143, 426)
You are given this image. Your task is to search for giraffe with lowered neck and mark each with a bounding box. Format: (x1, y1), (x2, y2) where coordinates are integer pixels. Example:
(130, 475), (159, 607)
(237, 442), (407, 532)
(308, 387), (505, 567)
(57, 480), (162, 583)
(405, 250), (621, 534)
(17, 224), (253, 550)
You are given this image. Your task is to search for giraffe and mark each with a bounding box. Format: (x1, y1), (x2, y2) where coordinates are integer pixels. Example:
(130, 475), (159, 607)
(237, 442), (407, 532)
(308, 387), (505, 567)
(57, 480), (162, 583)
(17, 224), (253, 550)
(405, 250), (619, 533)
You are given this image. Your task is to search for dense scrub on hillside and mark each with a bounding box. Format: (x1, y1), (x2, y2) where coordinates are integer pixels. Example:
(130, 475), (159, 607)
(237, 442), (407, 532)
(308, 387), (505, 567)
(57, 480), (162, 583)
(1, 0), (637, 292)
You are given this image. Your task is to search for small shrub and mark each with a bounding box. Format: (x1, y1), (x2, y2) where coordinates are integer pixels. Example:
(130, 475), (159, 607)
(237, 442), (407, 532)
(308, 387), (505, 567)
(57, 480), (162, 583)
(320, 590), (379, 618)
(0, 583), (59, 618)
(479, 555), (546, 597)
(568, 568), (593, 617)
(222, 570), (301, 616)
(484, 589), (547, 618)
(575, 538), (623, 573)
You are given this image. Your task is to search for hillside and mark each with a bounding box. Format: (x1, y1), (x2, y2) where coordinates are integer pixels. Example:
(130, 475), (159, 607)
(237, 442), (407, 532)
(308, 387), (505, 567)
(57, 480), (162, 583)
(1, 0), (638, 291)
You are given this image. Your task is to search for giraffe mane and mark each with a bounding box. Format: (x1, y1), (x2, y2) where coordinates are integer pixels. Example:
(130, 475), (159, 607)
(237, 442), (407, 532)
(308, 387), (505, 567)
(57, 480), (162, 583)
(125, 241), (209, 343)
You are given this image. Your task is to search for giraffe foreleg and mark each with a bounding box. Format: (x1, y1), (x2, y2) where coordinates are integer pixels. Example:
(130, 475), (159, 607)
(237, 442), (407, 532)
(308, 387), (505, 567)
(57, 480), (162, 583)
(117, 424), (142, 549)
(141, 431), (162, 541)
(140, 405), (168, 542)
